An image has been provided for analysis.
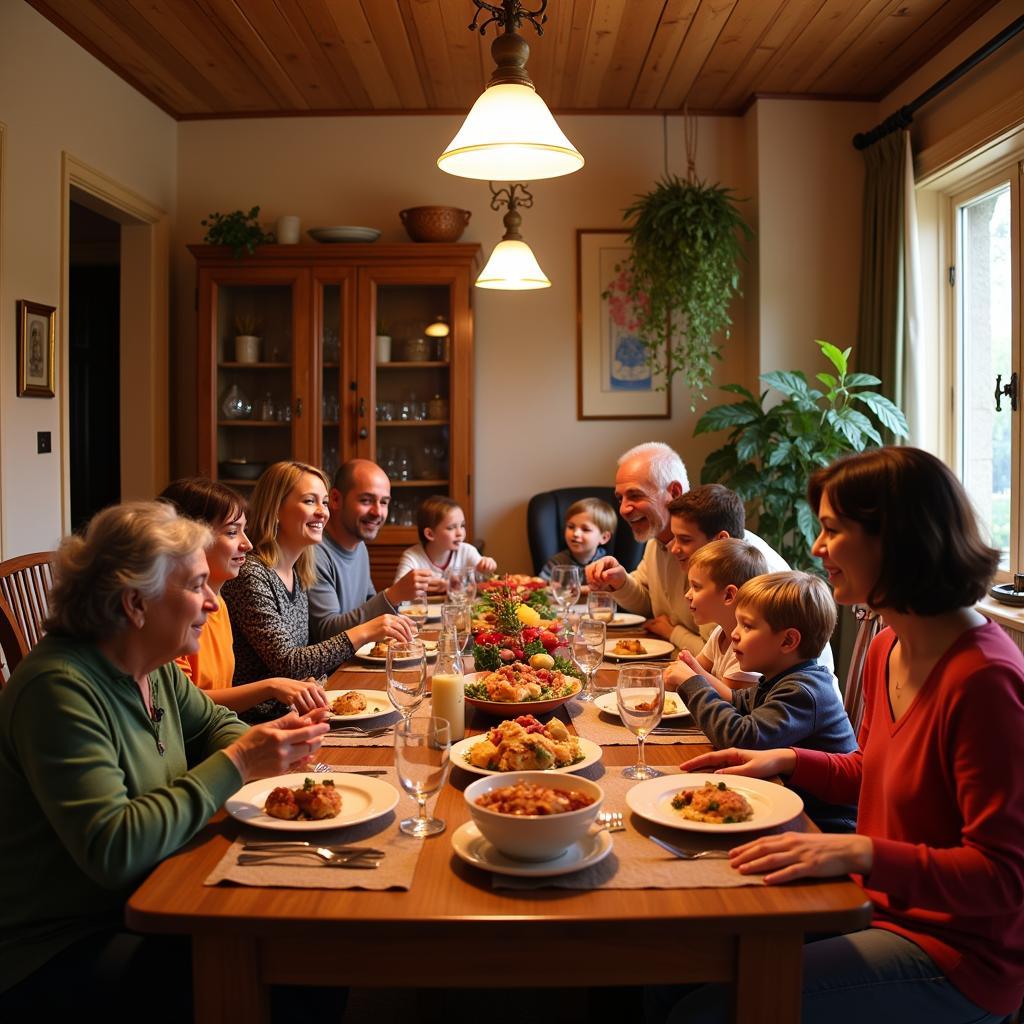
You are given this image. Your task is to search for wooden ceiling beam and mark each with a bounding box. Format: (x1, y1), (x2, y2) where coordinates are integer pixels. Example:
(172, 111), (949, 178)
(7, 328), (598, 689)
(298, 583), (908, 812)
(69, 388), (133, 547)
(629, 0), (700, 109)
(656, 0), (739, 110)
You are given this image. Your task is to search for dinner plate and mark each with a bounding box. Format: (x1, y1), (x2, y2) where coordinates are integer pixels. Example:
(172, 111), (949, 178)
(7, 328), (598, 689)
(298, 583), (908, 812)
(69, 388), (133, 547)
(450, 820), (613, 877)
(307, 226), (381, 243)
(625, 772), (804, 834)
(354, 640), (438, 664)
(462, 670), (583, 717)
(593, 690), (690, 720)
(450, 733), (603, 776)
(226, 772), (400, 832)
(604, 638), (675, 660)
(325, 688), (396, 722)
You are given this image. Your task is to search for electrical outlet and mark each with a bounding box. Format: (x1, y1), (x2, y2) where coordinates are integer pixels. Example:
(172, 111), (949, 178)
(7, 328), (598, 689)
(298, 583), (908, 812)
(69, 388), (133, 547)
(37, 431), (51, 454)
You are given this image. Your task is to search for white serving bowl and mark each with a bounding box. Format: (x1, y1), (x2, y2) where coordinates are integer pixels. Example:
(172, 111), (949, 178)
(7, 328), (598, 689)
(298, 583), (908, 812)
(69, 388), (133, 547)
(464, 771), (604, 862)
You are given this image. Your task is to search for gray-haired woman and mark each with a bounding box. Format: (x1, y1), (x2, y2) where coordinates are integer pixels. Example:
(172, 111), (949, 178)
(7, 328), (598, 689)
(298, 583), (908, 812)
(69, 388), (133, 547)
(0, 501), (329, 1018)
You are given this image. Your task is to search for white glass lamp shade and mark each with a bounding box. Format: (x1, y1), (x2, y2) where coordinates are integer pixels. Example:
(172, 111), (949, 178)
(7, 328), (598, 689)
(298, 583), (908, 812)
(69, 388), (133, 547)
(475, 239), (551, 290)
(438, 83), (584, 181)
(424, 318), (450, 337)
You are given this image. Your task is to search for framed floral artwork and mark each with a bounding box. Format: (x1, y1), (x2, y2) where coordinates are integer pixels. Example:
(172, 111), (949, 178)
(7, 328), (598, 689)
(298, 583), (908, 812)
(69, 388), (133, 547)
(16, 300), (56, 398)
(576, 230), (669, 420)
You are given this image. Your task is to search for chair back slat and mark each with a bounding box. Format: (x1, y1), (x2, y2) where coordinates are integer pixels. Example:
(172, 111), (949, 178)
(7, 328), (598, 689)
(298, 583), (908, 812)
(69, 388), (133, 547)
(0, 593), (30, 684)
(0, 552), (55, 655)
(844, 608), (881, 737)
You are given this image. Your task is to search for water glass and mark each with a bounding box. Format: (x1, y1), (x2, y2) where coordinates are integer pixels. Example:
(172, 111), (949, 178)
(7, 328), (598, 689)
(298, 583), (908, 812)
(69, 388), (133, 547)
(386, 640), (427, 718)
(402, 599), (429, 631)
(587, 591), (616, 624)
(572, 617), (606, 702)
(395, 716), (451, 837)
(617, 665), (664, 780)
(445, 567), (477, 605)
(441, 602), (473, 655)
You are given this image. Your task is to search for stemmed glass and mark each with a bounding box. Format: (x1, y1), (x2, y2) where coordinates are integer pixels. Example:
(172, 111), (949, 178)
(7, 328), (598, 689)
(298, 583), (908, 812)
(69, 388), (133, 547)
(441, 602), (473, 658)
(386, 640), (427, 719)
(549, 564), (582, 637)
(445, 567), (477, 605)
(572, 617), (606, 702)
(617, 665), (664, 780)
(587, 591), (616, 625)
(395, 716), (451, 837)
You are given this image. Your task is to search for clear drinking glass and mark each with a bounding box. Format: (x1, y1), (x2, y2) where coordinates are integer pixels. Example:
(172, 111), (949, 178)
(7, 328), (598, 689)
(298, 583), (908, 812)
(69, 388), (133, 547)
(402, 597), (429, 631)
(441, 602), (473, 655)
(549, 564), (582, 642)
(617, 665), (664, 780)
(395, 716), (451, 837)
(386, 640), (427, 719)
(587, 591), (616, 624)
(572, 617), (606, 702)
(445, 567), (477, 605)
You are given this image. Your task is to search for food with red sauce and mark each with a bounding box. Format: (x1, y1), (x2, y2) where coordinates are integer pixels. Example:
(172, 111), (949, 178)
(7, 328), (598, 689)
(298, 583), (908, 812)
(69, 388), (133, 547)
(475, 781), (595, 815)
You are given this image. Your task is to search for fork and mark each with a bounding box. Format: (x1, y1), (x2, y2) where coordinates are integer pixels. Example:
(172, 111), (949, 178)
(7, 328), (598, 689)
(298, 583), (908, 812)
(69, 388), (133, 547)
(243, 841), (385, 855)
(595, 811), (625, 833)
(238, 847), (384, 868)
(328, 724), (394, 737)
(647, 835), (731, 860)
(310, 763), (386, 776)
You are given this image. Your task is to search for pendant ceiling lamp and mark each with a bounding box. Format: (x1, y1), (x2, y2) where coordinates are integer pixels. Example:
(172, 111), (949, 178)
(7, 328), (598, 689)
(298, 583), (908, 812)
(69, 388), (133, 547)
(438, 1), (584, 182)
(476, 183), (550, 290)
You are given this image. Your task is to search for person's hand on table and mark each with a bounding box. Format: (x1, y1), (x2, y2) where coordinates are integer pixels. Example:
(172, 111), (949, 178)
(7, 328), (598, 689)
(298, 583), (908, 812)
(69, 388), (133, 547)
(663, 656), (698, 690)
(268, 677), (329, 713)
(224, 710), (330, 782)
(586, 556), (626, 591)
(424, 576), (448, 596)
(644, 614), (674, 640)
(679, 746), (797, 779)
(476, 556), (498, 574)
(730, 832), (874, 885)
(385, 568), (433, 606)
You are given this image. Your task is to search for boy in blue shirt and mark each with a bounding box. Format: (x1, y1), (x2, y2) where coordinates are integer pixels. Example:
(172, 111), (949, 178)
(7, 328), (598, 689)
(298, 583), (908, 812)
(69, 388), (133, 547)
(540, 497), (616, 580)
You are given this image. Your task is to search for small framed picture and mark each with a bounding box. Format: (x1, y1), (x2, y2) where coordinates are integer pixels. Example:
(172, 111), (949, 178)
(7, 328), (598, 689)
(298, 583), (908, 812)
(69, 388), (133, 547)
(16, 300), (56, 398)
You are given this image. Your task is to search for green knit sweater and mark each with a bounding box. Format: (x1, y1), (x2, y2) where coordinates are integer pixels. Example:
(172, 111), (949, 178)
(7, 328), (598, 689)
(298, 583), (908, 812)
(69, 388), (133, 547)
(0, 634), (247, 992)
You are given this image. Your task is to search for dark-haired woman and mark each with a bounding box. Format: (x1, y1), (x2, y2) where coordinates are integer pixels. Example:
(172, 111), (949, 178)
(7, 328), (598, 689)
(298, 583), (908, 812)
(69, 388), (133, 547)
(160, 478), (328, 715)
(667, 447), (1024, 1024)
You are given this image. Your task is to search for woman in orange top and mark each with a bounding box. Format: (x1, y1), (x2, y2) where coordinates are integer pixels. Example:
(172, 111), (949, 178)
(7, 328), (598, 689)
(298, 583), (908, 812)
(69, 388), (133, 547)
(159, 478), (327, 714)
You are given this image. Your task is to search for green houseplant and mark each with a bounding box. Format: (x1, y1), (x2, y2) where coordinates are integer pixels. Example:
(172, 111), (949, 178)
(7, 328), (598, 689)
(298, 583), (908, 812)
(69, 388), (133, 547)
(615, 175), (753, 398)
(201, 206), (273, 258)
(695, 340), (909, 571)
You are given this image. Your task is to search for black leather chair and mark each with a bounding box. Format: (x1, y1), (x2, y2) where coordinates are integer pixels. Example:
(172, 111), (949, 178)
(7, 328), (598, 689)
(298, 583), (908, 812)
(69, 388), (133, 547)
(526, 486), (645, 576)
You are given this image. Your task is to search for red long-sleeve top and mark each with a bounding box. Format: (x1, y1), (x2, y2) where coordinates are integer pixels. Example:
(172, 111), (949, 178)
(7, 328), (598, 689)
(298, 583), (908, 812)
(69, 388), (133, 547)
(790, 620), (1024, 1016)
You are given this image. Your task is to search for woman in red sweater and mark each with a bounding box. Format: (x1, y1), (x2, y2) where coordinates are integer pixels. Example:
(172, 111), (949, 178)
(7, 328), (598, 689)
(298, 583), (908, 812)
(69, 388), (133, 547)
(667, 447), (1024, 1023)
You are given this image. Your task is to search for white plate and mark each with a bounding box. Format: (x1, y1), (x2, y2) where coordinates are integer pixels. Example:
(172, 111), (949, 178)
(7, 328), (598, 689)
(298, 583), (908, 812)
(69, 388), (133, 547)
(604, 638), (675, 660)
(625, 772), (804, 834)
(451, 820), (613, 877)
(307, 226), (381, 243)
(226, 772), (400, 832)
(593, 690), (690, 720)
(397, 602), (443, 622)
(354, 641), (438, 665)
(570, 608), (646, 629)
(325, 688), (395, 722)
(450, 734), (603, 776)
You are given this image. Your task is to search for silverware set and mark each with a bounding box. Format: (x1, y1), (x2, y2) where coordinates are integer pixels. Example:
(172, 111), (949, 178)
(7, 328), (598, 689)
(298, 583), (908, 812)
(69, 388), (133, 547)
(328, 724), (394, 737)
(647, 834), (731, 860)
(311, 763), (386, 776)
(595, 811), (625, 833)
(238, 841), (385, 869)
(651, 725), (704, 736)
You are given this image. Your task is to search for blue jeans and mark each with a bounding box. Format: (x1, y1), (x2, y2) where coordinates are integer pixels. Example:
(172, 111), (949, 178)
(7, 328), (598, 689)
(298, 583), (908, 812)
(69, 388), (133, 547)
(648, 928), (1005, 1024)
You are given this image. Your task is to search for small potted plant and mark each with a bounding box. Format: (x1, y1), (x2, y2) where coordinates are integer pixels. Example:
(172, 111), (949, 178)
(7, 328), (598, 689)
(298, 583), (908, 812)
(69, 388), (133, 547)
(201, 206), (273, 259)
(233, 312), (262, 364)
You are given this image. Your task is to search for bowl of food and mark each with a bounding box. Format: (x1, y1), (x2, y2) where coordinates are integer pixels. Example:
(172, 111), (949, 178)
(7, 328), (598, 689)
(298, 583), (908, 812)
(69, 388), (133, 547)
(399, 206), (471, 243)
(218, 458), (266, 481)
(464, 771), (604, 861)
(463, 665), (582, 717)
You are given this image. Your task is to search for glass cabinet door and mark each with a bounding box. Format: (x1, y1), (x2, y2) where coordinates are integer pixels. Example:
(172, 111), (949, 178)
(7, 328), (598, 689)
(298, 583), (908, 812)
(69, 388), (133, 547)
(316, 271), (355, 482)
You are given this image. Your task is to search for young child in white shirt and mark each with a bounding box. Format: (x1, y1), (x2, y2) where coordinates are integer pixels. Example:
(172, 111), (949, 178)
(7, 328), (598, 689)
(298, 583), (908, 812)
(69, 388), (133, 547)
(394, 494), (497, 591)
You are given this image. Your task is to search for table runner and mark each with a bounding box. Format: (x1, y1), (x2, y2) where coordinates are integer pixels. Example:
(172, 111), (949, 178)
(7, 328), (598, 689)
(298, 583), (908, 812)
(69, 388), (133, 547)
(205, 766), (426, 890)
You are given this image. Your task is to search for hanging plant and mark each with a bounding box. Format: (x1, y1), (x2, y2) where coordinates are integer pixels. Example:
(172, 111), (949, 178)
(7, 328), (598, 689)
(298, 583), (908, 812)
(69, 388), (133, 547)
(618, 174), (753, 401)
(201, 206), (273, 259)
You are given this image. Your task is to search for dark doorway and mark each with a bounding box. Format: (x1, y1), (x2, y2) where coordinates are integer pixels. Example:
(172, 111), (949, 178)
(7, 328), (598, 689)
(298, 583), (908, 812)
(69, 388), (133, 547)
(69, 201), (121, 531)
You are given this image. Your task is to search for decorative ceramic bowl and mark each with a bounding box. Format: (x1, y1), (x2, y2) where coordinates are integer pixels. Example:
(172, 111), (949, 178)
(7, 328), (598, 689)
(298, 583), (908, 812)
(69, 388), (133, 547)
(399, 206), (471, 243)
(464, 772), (604, 861)
(218, 459), (265, 481)
(462, 671), (582, 717)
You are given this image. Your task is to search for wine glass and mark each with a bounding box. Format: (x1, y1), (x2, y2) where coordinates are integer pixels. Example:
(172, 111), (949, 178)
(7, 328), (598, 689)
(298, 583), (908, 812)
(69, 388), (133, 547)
(441, 602), (473, 656)
(587, 591), (616, 625)
(445, 567), (477, 605)
(571, 617), (606, 702)
(402, 597), (429, 632)
(617, 665), (664, 780)
(395, 716), (451, 837)
(386, 640), (427, 719)
(549, 564), (582, 636)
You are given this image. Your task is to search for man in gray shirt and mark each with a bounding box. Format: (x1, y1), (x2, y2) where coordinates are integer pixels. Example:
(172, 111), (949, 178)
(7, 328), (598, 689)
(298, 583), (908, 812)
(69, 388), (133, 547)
(309, 459), (431, 641)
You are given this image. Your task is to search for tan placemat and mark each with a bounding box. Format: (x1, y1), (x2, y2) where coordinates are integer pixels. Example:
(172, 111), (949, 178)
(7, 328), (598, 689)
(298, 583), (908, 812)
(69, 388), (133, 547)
(492, 769), (808, 890)
(205, 766), (426, 890)
(566, 698), (707, 746)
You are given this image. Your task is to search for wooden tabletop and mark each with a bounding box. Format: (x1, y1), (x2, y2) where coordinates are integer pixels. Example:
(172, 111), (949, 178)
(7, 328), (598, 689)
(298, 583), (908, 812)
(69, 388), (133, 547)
(126, 658), (871, 1024)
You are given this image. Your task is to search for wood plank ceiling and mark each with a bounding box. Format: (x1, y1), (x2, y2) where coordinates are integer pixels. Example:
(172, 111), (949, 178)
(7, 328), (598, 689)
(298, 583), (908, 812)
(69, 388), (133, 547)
(27, 0), (999, 120)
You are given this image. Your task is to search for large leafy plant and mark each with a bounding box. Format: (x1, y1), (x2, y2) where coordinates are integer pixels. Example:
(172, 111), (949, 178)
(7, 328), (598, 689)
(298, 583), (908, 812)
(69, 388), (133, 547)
(695, 340), (909, 570)
(618, 175), (753, 398)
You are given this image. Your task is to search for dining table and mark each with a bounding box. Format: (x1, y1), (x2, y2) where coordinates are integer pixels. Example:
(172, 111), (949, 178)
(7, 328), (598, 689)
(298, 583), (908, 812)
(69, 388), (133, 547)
(126, 633), (871, 1024)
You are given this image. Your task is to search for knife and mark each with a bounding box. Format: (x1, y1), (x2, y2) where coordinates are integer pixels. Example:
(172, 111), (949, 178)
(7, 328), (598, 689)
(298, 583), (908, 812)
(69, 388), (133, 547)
(647, 835), (731, 860)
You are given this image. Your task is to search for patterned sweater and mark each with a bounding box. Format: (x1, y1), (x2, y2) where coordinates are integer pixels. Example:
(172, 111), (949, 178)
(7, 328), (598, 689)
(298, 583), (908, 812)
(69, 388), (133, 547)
(221, 556), (354, 722)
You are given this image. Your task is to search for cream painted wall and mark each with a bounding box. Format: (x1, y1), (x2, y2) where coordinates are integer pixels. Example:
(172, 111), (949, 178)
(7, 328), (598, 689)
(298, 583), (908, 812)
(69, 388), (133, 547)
(0, 3), (177, 556)
(174, 113), (756, 571)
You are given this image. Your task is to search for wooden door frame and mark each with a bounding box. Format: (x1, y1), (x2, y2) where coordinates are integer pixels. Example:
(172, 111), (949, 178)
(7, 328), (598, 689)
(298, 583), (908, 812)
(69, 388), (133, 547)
(60, 154), (169, 532)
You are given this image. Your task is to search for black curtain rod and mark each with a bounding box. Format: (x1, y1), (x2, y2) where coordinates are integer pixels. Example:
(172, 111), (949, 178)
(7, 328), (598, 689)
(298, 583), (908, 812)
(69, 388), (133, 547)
(852, 13), (1024, 150)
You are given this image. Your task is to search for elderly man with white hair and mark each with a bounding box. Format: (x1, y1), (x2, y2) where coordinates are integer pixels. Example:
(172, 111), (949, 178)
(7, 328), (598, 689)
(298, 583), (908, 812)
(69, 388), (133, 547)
(587, 442), (788, 655)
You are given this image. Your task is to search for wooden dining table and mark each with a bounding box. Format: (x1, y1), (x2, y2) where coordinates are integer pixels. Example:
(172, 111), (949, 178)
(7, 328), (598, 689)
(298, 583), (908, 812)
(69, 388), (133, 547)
(126, 650), (871, 1024)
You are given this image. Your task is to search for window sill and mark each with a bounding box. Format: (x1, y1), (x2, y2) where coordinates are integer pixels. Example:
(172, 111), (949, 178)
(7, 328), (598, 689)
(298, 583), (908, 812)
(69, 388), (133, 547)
(977, 594), (1024, 631)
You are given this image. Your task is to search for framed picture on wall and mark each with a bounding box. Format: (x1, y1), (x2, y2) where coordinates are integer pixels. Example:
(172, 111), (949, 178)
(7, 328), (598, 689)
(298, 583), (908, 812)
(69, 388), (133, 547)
(576, 229), (669, 420)
(16, 300), (56, 398)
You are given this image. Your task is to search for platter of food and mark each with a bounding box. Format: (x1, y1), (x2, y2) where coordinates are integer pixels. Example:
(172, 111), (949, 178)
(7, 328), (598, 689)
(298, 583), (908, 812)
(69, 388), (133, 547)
(450, 716), (602, 776)
(604, 638), (675, 660)
(593, 690), (690, 721)
(463, 666), (581, 717)
(325, 689), (396, 722)
(625, 773), (804, 834)
(226, 772), (399, 832)
(354, 640), (438, 664)
(450, 821), (613, 877)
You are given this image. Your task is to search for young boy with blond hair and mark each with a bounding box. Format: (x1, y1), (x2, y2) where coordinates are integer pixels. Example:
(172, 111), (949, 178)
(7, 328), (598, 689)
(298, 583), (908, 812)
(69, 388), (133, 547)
(666, 570), (857, 831)
(540, 497), (616, 581)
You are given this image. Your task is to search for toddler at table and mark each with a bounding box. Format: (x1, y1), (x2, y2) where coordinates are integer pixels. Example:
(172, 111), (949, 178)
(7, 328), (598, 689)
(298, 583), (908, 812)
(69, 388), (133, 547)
(665, 571), (857, 831)
(394, 494), (497, 592)
(539, 496), (616, 581)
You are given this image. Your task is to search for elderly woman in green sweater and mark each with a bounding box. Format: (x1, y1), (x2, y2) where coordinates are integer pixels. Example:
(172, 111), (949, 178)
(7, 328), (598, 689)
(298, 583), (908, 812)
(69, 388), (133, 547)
(0, 501), (329, 1019)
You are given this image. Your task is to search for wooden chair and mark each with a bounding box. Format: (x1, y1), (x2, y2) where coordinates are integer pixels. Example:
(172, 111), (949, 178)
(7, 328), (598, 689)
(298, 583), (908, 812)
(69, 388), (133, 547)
(0, 593), (30, 683)
(843, 606), (881, 736)
(0, 551), (55, 656)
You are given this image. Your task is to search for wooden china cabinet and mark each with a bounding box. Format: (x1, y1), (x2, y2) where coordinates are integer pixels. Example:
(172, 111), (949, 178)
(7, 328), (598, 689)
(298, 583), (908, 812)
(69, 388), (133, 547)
(191, 243), (482, 588)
